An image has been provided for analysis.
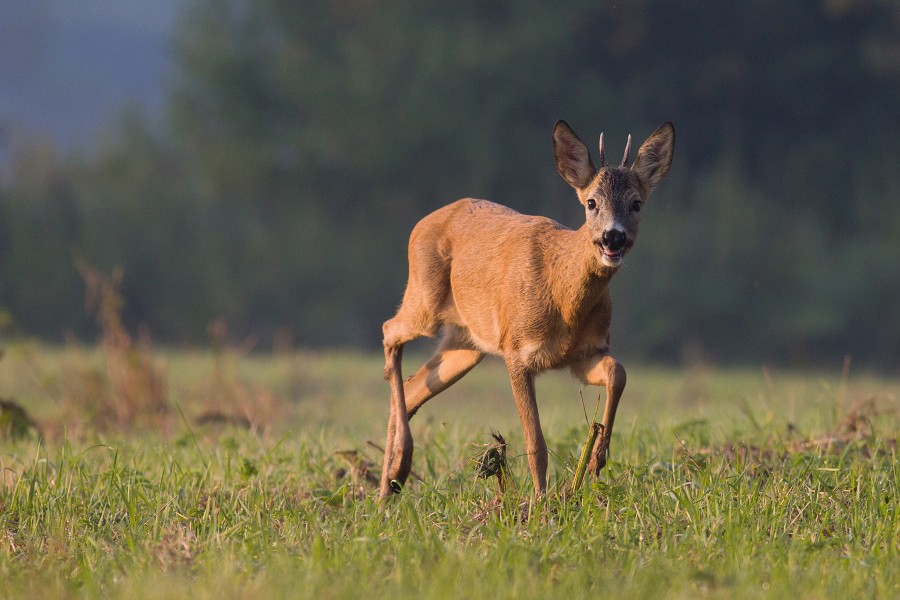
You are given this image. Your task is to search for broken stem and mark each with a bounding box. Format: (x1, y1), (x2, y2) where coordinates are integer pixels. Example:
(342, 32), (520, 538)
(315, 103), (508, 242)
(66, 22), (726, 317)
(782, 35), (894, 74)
(571, 422), (603, 494)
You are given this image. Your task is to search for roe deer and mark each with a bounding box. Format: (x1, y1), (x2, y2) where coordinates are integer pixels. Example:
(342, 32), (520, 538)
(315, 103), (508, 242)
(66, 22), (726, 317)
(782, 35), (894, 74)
(380, 120), (675, 497)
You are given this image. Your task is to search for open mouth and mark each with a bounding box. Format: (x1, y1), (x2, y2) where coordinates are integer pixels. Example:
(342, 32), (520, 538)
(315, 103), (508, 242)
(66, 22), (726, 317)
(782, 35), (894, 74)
(600, 247), (625, 266)
(593, 237), (630, 267)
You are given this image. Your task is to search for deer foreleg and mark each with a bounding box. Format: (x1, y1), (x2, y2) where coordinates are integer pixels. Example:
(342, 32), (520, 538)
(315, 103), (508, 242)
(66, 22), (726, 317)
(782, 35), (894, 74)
(506, 362), (547, 495)
(571, 353), (626, 476)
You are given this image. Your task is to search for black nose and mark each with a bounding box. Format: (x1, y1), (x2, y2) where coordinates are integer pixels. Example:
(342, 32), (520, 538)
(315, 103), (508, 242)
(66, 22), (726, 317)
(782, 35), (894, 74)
(601, 229), (627, 252)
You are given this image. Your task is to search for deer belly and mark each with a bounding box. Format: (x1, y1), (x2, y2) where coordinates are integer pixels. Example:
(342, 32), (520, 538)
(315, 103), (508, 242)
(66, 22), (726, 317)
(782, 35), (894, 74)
(447, 273), (505, 354)
(462, 315), (504, 355)
(515, 338), (573, 371)
(447, 302), (503, 355)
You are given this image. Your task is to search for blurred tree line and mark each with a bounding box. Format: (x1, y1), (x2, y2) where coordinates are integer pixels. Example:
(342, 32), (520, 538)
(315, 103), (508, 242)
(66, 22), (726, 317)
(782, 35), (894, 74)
(1, 0), (899, 368)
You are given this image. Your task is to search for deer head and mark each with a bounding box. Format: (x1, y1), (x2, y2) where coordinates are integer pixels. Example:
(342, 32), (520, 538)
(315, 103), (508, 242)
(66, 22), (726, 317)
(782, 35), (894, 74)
(552, 121), (675, 268)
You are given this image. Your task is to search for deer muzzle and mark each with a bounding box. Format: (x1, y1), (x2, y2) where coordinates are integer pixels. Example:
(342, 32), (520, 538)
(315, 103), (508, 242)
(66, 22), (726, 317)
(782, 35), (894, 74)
(595, 228), (630, 266)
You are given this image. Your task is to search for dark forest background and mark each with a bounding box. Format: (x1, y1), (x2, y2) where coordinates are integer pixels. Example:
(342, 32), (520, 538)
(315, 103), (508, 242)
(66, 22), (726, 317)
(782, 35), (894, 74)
(1, 0), (899, 369)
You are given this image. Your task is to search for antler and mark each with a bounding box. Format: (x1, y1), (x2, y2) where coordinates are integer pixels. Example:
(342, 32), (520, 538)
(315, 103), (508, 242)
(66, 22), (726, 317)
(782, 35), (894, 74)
(600, 133), (633, 168)
(598, 133), (607, 168)
(620, 134), (632, 168)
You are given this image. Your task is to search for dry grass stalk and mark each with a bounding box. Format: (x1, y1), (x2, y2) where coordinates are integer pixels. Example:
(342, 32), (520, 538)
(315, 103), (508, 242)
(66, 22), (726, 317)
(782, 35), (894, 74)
(570, 422), (603, 495)
(70, 261), (168, 431)
(334, 449), (380, 495)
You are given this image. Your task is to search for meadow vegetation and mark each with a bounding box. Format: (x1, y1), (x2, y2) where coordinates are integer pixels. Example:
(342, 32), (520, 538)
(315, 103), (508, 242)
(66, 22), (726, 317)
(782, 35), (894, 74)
(1, 331), (898, 598)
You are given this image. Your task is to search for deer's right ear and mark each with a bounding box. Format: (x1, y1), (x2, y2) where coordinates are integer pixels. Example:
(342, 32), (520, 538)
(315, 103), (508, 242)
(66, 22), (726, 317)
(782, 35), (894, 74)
(553, 120), (595, 190)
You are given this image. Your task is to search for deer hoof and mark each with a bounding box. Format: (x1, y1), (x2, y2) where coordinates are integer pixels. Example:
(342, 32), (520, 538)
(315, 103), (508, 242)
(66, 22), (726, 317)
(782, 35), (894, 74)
(588, 435), (609, 476)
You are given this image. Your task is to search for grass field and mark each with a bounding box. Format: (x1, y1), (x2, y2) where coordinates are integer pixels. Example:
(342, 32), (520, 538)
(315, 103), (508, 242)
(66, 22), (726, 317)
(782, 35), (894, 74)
(1, 343), (899, 599)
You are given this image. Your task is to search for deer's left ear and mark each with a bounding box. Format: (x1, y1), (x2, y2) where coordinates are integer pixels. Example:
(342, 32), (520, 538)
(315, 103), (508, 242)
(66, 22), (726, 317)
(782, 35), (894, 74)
(630, 122), (675, 196)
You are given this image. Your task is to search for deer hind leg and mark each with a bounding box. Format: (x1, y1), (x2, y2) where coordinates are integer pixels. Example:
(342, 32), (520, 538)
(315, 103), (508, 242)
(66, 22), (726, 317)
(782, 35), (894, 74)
(380, 240), (454, 497)
(403, 326), (485, 418)
(570, 353), (627, 476)
(379, 315), (419, 498)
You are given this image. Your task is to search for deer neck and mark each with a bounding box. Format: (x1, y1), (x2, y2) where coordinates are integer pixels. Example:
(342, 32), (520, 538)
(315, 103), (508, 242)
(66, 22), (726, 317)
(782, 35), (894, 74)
(546, 224), (615, 324)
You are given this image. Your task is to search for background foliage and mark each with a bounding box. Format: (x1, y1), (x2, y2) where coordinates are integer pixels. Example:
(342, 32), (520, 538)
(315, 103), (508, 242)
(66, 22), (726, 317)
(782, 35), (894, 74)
(1, 0), (899, 367)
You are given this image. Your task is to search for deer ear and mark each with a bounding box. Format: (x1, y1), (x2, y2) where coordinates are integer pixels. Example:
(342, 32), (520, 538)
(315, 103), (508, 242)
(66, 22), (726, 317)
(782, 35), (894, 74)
(630, 122), (675, 195)
(553, 120), (595, 190)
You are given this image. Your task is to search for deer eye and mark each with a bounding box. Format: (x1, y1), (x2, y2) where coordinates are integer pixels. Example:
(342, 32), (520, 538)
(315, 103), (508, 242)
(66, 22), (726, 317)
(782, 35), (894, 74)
(586, 198), (597, 210)
(631, 200), (642, 213)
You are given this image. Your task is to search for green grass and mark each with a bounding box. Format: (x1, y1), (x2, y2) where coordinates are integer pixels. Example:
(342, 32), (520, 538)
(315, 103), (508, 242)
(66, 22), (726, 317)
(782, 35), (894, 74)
(1, 346), (899, 599)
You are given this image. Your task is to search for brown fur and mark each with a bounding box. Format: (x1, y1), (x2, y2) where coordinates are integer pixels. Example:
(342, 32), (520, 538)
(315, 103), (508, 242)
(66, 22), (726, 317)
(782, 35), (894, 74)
(380, 121), (675, 497)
